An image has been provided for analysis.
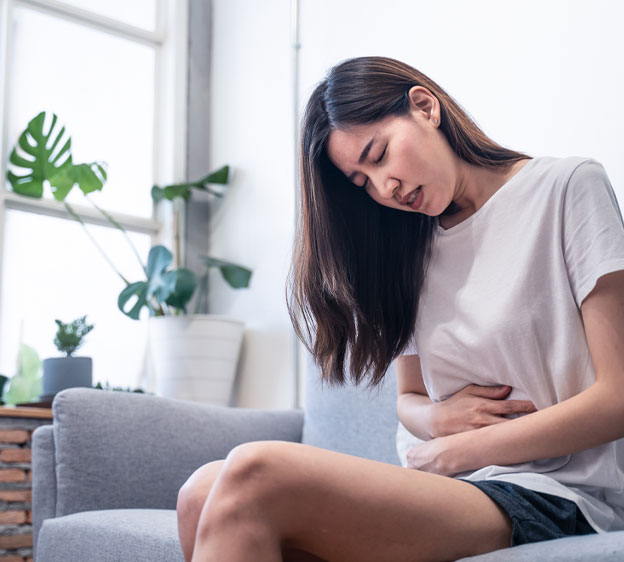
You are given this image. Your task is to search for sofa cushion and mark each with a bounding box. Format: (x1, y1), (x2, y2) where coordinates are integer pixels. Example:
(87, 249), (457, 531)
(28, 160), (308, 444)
(36, 509), (183, 562)
(36, 506), (624, 561)
(302, 354), (400, 465)
(51, 388), (303, 517)
(458, 530), (624, 561)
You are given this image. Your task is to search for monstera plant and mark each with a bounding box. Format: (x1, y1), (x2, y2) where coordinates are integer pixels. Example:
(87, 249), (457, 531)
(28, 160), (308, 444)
(7, 111), (252, 318)
(7, 111), (250, 406)
(7, 112), (107, 201)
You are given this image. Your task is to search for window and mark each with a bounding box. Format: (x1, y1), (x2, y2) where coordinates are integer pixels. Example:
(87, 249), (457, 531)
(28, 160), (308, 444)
(0, 0), (189, 389)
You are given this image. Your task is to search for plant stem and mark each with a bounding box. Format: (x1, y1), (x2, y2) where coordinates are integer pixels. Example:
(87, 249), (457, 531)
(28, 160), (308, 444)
(86, 196), (148, 276)
(194, 272), (209, 314)
(173, 199), (181, 269)
(64, 202), (131, 285)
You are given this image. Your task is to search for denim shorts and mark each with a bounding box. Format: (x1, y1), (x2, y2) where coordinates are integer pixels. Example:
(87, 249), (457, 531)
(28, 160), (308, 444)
(460, 479), (597, 547)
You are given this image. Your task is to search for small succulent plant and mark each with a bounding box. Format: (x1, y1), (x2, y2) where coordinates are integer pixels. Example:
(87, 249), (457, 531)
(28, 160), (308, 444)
(53, 316), (94, 356)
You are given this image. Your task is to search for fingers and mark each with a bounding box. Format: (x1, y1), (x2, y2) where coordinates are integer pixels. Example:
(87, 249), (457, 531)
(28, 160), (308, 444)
(466, 386), (538, 413)
(494, 399), (538, 415)
(467, 384), (512, 398)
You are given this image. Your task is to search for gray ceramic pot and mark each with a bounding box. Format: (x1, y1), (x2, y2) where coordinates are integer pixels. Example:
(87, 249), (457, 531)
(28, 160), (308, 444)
(41, 357), (93, 401)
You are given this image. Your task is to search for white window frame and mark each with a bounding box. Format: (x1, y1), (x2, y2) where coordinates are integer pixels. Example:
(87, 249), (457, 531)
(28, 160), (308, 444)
(0, 0), (189, 359)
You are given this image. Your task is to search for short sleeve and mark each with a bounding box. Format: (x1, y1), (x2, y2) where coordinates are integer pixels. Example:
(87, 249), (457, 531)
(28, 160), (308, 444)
(562, 159), (624, 308)
(400, 333), (418, 356)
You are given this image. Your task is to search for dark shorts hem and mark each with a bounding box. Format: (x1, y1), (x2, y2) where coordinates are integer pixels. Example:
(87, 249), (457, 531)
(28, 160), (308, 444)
(460, 479), (597, 547)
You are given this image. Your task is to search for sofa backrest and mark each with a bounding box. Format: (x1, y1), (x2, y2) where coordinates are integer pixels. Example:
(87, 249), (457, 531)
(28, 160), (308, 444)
(301, 352), (400, 465)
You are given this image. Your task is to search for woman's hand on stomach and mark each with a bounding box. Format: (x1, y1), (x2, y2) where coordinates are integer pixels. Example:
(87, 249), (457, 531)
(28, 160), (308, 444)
(430, 384), (537, 437)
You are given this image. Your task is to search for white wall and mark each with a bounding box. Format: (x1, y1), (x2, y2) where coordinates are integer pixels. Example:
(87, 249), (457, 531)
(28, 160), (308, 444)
(208, 0), (296, 408)
(298, 0), (624, 200)
(208, 0), (624, 408)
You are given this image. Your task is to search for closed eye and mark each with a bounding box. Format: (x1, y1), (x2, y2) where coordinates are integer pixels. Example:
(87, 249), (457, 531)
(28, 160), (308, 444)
(360, 146), (387, 189)
(375, 146), (387, 164)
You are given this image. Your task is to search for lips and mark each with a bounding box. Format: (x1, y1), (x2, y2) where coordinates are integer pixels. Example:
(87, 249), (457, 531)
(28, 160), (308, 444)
(401, 186), (423, 209)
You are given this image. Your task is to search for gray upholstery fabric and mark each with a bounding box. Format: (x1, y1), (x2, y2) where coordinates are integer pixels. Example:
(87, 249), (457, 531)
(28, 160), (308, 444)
(36, 509), (183, 562)
(32, 425), (56, 561)
(458, 531), (624, 561)
(302, 355), (401, 465)
(33, 382), (624, 561)
(51, 388), (303, 517)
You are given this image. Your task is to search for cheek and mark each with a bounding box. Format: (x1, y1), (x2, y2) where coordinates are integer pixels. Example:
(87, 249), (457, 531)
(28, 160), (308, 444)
(366, 186), (384, 205)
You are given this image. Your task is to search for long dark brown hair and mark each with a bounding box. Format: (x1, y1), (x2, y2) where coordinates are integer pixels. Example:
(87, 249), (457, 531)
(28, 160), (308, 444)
(287, 56), (530, 389)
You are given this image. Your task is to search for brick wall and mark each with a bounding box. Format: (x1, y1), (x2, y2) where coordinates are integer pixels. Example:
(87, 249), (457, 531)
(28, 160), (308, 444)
(0, 415), (53, 562)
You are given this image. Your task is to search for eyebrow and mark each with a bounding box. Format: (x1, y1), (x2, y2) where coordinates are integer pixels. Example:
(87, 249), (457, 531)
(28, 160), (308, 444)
(347, 137), (375, 182)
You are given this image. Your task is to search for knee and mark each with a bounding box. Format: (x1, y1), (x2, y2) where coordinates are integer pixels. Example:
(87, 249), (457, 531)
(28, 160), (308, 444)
(177, 460), (225, 523)
(176, 481), (200, 524)
(205, 441), (294, 511)
(194, 442), (300, 542)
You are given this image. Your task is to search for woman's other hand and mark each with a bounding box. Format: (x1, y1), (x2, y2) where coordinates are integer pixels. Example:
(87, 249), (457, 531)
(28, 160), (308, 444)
(405, 435), (462, 475)
(429, 384), (537, 438)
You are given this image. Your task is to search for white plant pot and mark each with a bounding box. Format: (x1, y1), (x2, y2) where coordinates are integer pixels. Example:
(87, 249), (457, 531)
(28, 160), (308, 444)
(147, 315), (244, 406)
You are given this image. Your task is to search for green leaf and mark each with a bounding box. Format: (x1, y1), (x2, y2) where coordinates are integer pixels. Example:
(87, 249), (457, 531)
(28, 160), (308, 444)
(46, 160), (76, 201)
(204, 165), (229, 184)
(4, 344), (42, 405)
(8, 112), (69, 198)
(118, 246), (183, 319)
(54, 316), (94, 355)
(18, 344), (42, 380)
(164, 268), (198, 311)
(151, 185), (166, 202)
(146, 246), (177, 303)
(164, 184), (192, 201)
(150, 165), (230, 203)
(118, 281), (150, 320)
(73, 162), (107, 195)
(7, 111), (106, 202)
(202, 256), (252, 289)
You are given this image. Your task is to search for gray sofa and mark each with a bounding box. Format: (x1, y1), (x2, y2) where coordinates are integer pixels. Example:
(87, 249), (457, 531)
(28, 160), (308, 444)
(33, 362), (624, 561)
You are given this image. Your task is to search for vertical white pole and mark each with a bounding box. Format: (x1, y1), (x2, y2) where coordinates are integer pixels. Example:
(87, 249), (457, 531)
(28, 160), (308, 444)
(0, 0), (13, 373)
(290, 0), (303, 409)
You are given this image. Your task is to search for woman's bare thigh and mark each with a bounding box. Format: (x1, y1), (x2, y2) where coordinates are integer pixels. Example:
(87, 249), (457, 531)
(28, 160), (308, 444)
(180, 458), (327, 561)
(215, 441), (512, 562)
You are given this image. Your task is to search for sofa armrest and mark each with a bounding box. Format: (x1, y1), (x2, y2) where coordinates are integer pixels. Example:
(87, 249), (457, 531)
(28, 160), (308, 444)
(32, 424), (57, 560)
(51, 388), (304, 517)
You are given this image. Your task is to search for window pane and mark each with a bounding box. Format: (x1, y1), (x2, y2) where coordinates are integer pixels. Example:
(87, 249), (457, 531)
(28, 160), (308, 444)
(0, 210), (152, 390)
(52, 0), (157, 31)
(7, 7), (155, 218)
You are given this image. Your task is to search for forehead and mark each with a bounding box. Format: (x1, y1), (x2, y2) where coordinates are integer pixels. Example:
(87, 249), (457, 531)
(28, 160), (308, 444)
(326, 123), (377, 172)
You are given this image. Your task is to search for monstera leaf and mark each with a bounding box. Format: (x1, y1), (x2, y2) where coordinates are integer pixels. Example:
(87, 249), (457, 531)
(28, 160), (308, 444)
(118, 245), (198, 319)
(164, 268), (198, 310)
(202, 256), (252, 289)
(7, 111), (107, 202)
(151, 165), (230, 202)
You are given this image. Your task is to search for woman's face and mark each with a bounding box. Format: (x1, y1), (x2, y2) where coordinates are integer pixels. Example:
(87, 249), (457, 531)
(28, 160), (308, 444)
(326, 90), (459, 216)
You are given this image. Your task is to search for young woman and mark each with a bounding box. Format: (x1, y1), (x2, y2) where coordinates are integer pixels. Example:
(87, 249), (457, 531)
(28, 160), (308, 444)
(176, 56), (624, 561)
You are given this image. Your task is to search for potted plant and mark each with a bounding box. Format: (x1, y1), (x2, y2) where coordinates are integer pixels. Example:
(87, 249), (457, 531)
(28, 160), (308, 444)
(41, 316), (94, 402)
(7, 112), (252, 405)
(117, 176), (252, 406)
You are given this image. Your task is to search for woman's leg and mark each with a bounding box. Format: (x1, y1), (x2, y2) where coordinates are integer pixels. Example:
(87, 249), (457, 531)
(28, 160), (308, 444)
(191, 441), (513, 562)
(177, 459), (327, 562)
(177, 460), (225, 561)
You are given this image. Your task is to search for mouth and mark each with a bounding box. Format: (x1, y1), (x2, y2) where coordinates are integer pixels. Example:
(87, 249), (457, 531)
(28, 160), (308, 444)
(401, 186), (423, 209)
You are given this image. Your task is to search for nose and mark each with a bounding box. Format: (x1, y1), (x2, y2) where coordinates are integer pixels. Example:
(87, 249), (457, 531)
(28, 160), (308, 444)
(377, 176), (400, 200)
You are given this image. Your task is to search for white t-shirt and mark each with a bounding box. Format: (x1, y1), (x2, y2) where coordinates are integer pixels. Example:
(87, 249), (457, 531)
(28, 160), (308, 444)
(397, 156), (624, 533)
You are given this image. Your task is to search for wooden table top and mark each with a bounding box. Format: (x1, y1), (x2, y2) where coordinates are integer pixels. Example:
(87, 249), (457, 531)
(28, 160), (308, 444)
(0, 405), (53, 419)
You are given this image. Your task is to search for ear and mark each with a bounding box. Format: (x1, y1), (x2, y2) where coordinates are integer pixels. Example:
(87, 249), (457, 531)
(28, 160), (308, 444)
(408, 86), (439, 125)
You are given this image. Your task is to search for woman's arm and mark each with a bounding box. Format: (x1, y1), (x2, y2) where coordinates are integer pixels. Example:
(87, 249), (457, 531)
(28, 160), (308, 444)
(408, 270), (624, 475)
(397, 356), (537, 440)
